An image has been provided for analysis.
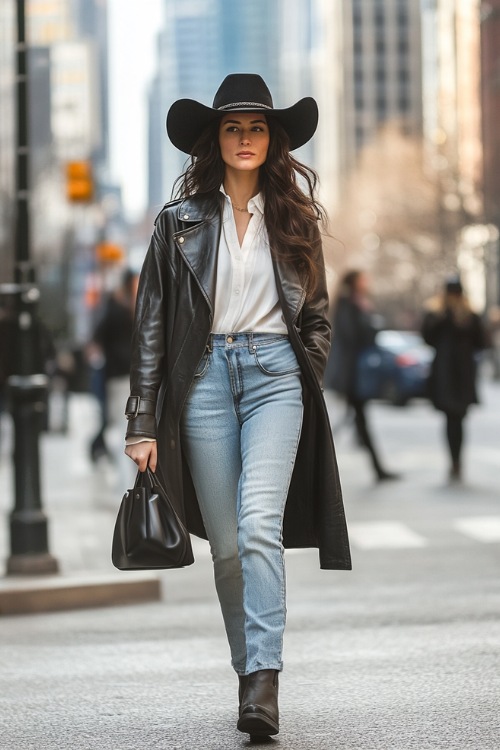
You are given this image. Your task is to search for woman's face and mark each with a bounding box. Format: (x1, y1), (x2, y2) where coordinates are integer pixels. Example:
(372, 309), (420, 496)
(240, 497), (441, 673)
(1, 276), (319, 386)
(218, 113), (270, 175)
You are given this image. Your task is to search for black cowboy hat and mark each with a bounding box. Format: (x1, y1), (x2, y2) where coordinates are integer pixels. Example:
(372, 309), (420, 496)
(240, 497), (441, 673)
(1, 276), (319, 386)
(166, 73), (318, 154)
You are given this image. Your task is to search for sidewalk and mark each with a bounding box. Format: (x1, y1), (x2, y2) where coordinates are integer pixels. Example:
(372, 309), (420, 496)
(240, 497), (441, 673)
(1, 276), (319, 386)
(0, 393), (163, 614)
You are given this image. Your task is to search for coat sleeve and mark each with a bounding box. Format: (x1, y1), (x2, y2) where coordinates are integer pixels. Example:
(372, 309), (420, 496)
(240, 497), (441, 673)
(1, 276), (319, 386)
(125, 229), (170, 440)
(299, 225), (331, 385)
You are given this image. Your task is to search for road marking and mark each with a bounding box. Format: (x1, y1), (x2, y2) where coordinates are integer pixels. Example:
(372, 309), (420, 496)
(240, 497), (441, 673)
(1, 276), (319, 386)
(453, 516), (500, 543)
(348, 521), (428, 550)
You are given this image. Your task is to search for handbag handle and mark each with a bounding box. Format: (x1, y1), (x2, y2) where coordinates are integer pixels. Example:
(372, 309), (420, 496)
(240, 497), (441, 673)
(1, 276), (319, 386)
(133, 467), (155, 489)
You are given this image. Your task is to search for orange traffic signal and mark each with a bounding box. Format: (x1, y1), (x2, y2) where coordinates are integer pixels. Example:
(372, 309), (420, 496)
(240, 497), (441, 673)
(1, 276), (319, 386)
(66, 160), (93, 202)
(95, 242), (124, 263)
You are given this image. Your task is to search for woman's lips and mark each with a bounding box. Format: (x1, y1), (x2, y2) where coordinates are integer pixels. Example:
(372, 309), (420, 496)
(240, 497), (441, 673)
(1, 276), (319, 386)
(237, 152), (255, 158)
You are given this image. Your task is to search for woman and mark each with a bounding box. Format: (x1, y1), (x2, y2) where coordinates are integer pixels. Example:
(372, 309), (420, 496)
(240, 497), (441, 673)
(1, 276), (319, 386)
(422, 276), (487, 482)
(124, 74), (351, 738)
(326, 270), (399, 481)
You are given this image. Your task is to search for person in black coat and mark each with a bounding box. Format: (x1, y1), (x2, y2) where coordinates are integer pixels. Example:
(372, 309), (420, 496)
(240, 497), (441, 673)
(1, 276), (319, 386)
(89, 268), (137, 481)
(421, 276), (488, 482)
(326, 270), (399, 481)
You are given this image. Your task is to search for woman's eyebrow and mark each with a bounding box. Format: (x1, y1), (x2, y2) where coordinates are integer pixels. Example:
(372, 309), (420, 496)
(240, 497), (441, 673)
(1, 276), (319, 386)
(222, 119), (267, 125)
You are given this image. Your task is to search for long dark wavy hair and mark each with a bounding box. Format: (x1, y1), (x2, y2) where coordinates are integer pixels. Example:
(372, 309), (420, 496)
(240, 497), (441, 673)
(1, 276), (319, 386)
(173, 117), (326, 295)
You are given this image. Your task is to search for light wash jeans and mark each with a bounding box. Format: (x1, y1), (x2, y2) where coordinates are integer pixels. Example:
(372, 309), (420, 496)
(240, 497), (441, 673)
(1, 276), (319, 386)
(180, 333), (304, 675)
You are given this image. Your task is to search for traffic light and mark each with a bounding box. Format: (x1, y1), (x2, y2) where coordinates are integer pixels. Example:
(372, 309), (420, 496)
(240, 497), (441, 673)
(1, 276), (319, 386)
(95, 242), (124, 263)
(65, 160), (93, 202)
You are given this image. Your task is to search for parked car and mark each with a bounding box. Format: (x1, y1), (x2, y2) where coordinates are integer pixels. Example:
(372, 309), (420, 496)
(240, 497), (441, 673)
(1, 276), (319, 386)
(356, 330), (433, 406)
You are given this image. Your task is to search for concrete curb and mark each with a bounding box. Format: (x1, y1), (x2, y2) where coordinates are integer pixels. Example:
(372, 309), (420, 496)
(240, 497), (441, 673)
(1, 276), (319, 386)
(0, 572), (161, 616)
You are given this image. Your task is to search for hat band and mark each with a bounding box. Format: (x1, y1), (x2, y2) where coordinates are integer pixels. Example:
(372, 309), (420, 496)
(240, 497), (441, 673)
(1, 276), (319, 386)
(217, 101), (273, 111)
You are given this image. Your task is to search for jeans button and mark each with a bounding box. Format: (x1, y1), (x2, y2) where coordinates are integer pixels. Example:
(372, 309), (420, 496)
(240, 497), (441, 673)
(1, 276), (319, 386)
(227, 335), (233, 344)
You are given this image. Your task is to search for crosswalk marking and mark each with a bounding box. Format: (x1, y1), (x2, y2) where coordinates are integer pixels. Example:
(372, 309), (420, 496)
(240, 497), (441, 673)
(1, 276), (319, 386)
(191, 518), (500, 556)
(347, 521), (427, 550)
(453, 516), (500, 543)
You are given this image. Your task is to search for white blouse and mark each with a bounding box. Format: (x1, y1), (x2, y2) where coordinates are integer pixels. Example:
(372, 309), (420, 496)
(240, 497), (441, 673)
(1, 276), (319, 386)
(213, 186), (287, 334)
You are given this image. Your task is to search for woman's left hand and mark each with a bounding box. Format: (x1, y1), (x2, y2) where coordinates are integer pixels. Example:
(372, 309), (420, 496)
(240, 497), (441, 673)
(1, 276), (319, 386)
(125, 440), (157, 473)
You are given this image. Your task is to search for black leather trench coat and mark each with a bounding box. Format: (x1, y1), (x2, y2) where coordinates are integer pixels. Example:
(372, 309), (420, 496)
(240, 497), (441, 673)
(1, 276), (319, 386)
(125, 190), (351, 571)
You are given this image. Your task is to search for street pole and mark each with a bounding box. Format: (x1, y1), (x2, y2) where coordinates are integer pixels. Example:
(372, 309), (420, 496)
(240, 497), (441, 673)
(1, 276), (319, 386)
(5, 0), (58, 575)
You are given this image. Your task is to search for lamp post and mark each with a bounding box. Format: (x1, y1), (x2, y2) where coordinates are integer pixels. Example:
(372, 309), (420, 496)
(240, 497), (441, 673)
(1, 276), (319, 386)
(5, 0), (58, 575)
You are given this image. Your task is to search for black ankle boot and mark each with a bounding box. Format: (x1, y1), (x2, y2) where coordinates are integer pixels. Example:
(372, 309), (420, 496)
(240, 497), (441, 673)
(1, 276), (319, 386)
(237, 669), (279, 737)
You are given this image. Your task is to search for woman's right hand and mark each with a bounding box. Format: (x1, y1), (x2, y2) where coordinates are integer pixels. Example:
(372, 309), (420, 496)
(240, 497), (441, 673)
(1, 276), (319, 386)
(125, 440), (157, 473)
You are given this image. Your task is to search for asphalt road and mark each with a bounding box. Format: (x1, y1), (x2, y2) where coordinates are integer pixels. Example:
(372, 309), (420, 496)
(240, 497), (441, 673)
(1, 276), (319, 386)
(0, 381), (499, 749)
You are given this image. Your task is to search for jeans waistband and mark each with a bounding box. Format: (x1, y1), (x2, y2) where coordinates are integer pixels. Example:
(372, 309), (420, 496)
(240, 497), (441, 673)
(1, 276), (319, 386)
(208, 332), (289, 351)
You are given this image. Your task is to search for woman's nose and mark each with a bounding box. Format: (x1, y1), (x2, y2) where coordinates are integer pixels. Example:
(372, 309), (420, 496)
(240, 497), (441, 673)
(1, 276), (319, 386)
(240, 132), (251, 145)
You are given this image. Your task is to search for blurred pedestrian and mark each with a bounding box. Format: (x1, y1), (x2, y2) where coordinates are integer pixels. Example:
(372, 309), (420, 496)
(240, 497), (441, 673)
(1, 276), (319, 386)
(90, 268), (137, 485)
(421, 275), (488, 482)
(124, 74), (351, 738)
(326, 270), (400, 481)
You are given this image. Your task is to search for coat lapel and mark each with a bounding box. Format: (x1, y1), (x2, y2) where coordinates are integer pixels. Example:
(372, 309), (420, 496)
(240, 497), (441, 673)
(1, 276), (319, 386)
(173, 192), (223, 315)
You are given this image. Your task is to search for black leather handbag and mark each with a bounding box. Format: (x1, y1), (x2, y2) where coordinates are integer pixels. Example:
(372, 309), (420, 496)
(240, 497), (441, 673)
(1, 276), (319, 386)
(112, 468), (194, 570)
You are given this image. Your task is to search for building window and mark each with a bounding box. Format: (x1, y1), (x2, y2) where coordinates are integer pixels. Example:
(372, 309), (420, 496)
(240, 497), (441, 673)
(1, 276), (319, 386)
(355, 94), (364, 110)
(399, 96), (410, 112)
(376, 68), (386, 84)
(397, 9), (409, 26)
(355, 126), (365, 149)
(376, 97), (387, 120)
(376, 39), (386, 55)
(398, 38), (409, 55)
(354, 67), (363, 84)
(398, 68), (409, 84)
(374, 8), (385, 26)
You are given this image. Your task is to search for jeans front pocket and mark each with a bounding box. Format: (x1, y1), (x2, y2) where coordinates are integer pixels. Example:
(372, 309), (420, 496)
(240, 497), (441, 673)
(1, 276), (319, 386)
(253, 339), (301, 377)
(193, 350), (210, 379)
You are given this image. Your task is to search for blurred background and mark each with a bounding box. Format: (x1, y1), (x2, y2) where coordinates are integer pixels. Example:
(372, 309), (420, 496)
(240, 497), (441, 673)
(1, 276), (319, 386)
(1, 0), (499, 347)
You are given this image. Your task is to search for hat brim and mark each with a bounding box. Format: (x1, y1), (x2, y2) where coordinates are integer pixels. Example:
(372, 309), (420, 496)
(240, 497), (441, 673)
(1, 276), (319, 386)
(166, 97), (318, 154)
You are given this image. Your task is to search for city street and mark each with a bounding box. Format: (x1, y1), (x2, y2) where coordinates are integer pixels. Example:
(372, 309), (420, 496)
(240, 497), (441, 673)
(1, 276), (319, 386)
(1, 2), (499, 749)
(0, 380), (499, 749)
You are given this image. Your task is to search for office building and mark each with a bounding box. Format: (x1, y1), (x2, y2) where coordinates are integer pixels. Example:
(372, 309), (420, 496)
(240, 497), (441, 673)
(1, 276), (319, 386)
(347, 0), (423, 156)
